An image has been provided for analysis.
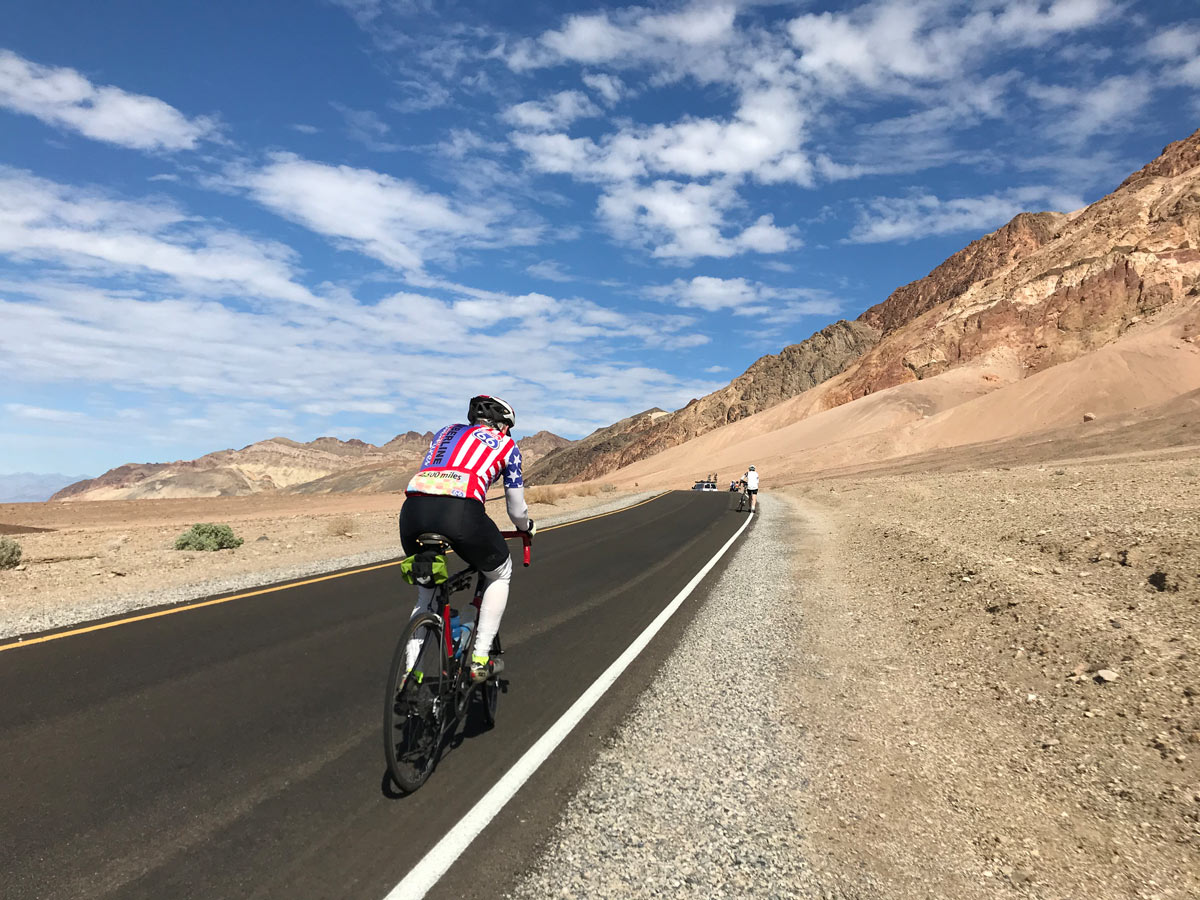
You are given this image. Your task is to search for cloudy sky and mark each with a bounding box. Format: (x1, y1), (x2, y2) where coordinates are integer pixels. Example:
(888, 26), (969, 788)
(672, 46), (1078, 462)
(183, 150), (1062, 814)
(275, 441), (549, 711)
(2, 0), (1196, 475)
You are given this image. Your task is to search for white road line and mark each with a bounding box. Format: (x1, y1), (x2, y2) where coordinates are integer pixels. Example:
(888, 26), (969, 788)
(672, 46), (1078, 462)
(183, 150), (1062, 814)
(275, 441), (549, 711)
(383, 507), (756, 900)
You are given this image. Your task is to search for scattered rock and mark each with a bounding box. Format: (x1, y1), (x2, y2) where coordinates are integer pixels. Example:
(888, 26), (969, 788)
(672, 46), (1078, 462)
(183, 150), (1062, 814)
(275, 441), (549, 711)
(1082, 412), (1096, 422)
(1094, 669), (1120, 683)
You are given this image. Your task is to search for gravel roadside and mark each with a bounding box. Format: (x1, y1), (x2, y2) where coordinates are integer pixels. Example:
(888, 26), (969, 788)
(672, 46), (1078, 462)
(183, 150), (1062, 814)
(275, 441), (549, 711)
(508, 495), (870, 900)
(1, 491), (663, 640)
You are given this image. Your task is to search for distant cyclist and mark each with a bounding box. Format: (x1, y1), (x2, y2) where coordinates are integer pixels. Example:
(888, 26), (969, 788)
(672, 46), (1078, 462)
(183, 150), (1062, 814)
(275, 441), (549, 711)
(399, 395), (534, 682)
(742, 465), (759, 514)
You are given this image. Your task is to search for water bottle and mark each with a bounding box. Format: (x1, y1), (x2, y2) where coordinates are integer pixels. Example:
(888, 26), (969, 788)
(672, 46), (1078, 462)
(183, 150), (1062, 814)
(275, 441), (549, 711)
(449, 609), (462, 644)
(456, 621), (474, 658)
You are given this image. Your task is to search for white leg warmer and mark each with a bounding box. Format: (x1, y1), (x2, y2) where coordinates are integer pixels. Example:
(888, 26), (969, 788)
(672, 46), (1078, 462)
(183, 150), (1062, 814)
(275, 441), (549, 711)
(471, 554), (512, 660)
(404, 585), (437, 671)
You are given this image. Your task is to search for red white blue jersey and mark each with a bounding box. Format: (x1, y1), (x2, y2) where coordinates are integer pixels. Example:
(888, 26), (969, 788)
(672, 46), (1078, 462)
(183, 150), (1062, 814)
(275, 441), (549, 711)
(406, 423), (523, 504)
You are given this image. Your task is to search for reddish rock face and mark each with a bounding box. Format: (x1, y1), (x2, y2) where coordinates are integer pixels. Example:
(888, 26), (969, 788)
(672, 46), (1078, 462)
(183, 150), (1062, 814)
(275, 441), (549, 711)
(823, 128), (1200, 406)
(859, 211), (1065, 336)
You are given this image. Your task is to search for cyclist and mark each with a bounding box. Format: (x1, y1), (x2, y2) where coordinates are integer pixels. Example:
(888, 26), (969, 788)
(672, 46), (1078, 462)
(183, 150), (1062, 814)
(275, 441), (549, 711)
(742, 464), (759, 514)
(399, 395), (534, 682)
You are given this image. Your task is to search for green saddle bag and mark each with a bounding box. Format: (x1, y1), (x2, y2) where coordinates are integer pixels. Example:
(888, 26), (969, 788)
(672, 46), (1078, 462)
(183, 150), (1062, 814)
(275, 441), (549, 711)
(400, 550), (449, 586)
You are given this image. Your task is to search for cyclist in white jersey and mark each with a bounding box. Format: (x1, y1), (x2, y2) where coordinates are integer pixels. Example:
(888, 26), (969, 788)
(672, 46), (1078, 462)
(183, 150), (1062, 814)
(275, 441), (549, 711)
(742, 465), (759, 514)
(399, 395), (534, 682)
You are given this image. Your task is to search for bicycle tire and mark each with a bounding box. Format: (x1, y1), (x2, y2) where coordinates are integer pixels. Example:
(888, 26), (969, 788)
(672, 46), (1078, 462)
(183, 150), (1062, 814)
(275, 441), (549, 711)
(384, 612), (446, 793)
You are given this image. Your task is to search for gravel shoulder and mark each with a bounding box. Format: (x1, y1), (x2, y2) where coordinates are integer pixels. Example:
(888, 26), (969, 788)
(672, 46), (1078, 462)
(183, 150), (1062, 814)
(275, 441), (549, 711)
(0, 490), (660, 640)
(510, 496), (845, 899)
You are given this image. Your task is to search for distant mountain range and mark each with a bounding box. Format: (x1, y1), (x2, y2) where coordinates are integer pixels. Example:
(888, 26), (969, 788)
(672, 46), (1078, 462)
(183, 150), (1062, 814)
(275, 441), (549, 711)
(49, 431), (572, 502)
(0, 473), (93, 503)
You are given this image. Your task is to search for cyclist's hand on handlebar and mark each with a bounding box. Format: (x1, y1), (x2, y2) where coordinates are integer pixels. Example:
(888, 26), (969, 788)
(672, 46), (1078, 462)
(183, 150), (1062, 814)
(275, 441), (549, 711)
(524, 519), (536, 538)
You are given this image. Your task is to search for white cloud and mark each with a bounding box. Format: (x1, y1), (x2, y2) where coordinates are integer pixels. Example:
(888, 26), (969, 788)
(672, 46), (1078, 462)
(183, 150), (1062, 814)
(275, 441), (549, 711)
(1027, 74), (1154, 144)
(582, 72), (626, 104)
(290, 123), (320, 134)
(1145, 24), (1200, 86)
(502, 90), (600, 131)
(0, 49), (217, 151)
(648, 275), (839, 320)
(599, 179), (799, 260)
(5, 403), (89, 423)
(526, 260), (573, 282)
(512, 86), (813, 186)
(509, 4), (738, 71)
(788, 0), (1117, 94)
(233, 153), (534, 271)
(0, 168), (318, 304)
(0, 278), (722, 443)
(847, 185), (1084, 243)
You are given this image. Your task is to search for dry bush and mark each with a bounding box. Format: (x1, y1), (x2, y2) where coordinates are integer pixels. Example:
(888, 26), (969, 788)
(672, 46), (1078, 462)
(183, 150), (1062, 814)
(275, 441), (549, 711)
(0, 536), (21, 569)
(600, 483), (617, 493)
(326, 516), (355, 537)
(526, 485), (565, 506)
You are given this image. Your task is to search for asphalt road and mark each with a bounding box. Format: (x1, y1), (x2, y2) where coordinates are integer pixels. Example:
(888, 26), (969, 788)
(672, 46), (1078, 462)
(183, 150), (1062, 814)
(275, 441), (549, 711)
(0, 490), (749, 900)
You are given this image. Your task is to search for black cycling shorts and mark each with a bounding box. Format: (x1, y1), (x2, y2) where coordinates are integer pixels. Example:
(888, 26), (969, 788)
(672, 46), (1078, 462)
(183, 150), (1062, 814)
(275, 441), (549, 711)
(399, 494), (509, 572)
(747, 488), (758, 495)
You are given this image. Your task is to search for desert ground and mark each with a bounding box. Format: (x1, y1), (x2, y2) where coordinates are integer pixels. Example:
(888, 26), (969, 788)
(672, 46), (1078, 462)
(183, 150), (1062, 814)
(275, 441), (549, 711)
(779, 442), (1198, 899)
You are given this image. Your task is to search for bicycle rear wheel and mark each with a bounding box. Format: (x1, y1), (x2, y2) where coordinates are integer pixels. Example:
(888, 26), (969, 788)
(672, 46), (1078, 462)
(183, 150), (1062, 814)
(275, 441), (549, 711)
(384, 612), (446, 793)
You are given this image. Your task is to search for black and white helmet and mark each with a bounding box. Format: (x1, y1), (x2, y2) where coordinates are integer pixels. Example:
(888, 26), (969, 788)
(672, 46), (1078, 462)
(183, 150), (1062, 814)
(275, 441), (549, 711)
(467, 394), (516, 431)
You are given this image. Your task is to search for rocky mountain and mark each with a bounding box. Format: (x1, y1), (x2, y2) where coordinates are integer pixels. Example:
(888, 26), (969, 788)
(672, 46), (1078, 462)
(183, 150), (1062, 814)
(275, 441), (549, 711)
(52, 429), (570, 501)
(536, 127), (1200, 485)
(822, 127), (1200, 408)
(858, 211), (1065, 335)
(530, 320), (880, 483)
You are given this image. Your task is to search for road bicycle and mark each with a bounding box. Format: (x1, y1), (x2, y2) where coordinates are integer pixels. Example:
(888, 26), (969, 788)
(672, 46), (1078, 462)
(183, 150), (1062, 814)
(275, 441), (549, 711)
(734, 486), (750, 513)
(384, 530), (532, 794)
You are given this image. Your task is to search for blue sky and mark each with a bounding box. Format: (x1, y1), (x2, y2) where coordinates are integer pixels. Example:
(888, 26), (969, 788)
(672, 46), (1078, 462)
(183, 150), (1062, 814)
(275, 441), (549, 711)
(1, 0), (1197, 475)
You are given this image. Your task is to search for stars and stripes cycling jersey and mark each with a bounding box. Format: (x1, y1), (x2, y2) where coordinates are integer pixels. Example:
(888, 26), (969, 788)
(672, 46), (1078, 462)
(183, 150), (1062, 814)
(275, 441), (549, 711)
(406, 423), (523, 504)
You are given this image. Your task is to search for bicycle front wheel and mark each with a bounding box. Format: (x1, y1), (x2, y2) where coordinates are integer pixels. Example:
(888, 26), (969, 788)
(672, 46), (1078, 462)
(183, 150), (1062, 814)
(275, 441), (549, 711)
(384, 612), (446, 793)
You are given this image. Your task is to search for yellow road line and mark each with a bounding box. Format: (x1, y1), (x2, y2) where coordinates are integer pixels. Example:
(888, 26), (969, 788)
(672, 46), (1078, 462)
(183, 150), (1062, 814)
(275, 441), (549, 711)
(0, 491), (670, 654)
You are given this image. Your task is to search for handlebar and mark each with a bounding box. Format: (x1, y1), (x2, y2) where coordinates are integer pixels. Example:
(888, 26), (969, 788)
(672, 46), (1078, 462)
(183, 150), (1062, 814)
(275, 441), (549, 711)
(500, 530), (533, 567)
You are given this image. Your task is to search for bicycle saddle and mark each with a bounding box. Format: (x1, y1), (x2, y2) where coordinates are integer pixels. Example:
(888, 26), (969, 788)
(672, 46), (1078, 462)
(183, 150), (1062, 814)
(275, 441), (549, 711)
(415, 532), (452, 551)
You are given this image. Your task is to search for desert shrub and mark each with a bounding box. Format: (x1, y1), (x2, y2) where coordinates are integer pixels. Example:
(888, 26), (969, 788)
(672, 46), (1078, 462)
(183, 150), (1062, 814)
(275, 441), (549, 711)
(0, 537), (21, 569)
(600, 483), (617, 493)
(525, 485), (563, 506)
(174, 523), (244, 551)
(326, 516), (355, 537)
